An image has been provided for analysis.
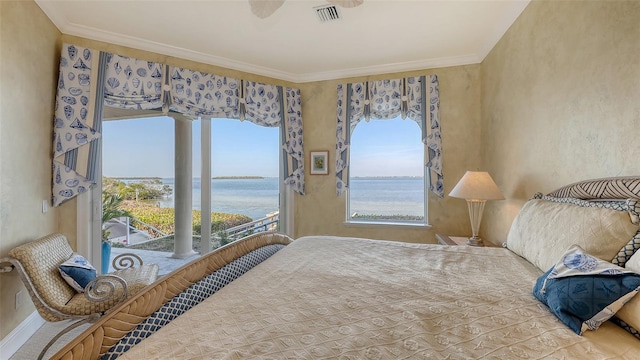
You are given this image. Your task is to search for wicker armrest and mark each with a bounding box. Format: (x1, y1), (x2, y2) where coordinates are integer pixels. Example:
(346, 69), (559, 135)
(111, 253), (144, 270)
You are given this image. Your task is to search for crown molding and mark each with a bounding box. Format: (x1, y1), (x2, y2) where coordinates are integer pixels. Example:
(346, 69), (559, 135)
(295, 54), (481, 83)
(64, 22), (300, 82)
(35, 0), (492, 84)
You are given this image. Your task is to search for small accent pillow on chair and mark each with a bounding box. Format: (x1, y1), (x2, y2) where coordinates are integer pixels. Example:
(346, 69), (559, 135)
(533, 245), (640, 335)
(58, 253), (97, 292)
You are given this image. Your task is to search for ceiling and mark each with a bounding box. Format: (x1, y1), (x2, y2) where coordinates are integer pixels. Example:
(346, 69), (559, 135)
(35, 0), (530, 83)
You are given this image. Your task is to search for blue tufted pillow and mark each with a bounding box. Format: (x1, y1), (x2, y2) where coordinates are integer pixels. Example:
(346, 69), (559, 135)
(533, 245), (640, 335)
(58, 253), (97, 292)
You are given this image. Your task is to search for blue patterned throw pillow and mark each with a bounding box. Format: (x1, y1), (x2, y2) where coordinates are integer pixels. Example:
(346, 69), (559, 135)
(533, 245), (640, 335)
(58, 253), (97, 292)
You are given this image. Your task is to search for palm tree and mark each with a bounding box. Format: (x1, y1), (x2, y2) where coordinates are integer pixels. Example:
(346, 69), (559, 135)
(102, 192), (132, 242)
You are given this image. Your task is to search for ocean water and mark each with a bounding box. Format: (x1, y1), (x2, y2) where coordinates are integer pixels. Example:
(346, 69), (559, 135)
(151, 177), (424, 220)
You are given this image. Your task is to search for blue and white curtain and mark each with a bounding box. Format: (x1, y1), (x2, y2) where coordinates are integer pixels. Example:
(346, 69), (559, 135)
(103, 54), (164, 110)
(52, 43), (305, 206)
(166, 67), (241, 119)
(335, 75), (442, 197)
(52, 45), (103, 206)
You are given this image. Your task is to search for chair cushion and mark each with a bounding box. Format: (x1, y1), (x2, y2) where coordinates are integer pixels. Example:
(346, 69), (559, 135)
(63, 264), (159, 316)
(59, 253), (97, 292)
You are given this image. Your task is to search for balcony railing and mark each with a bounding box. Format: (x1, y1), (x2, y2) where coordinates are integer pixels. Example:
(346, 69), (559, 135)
(220, 212), (279, 241)
(107, 211), (279, 249)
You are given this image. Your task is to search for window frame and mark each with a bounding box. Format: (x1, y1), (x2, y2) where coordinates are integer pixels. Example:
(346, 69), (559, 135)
(344, 120), (430, 228)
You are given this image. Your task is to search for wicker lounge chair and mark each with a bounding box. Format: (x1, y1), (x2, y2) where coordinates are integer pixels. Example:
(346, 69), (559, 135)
(0, 233), (159, 359)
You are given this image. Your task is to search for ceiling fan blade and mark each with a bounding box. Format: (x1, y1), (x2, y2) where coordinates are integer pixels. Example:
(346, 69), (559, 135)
(327, 0), (364, 8)
(249, 0), (286, 19)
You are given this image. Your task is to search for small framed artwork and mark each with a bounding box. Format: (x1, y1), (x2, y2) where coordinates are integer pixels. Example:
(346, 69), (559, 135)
(310, 151), (329, 175)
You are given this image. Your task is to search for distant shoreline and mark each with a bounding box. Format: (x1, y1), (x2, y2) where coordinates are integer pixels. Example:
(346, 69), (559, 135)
(213, 176), (264, 180)
(112, 176), (162, 180)
(108, 176), (423, 181)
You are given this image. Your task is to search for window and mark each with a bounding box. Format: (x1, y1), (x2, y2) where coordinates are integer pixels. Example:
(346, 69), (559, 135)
(99, 114), (285, 273)
(208, 118), (280, 242)
(347, 117), (426, 224)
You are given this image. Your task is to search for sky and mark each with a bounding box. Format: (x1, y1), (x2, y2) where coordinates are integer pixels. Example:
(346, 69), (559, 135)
(102, 116), (424, 178)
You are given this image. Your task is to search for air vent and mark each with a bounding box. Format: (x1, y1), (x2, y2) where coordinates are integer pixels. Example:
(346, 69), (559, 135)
(315, 5), (341, 22)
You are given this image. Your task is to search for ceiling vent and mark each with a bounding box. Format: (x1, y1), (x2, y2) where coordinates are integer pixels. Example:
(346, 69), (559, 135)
(315, 5), (341, 23)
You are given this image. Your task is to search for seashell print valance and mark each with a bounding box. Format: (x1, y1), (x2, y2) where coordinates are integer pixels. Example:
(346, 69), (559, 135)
(52, 43), (304, 207)
(335, 76), (442, 198)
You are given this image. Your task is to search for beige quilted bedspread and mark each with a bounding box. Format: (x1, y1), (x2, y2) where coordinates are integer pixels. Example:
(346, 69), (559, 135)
(119, 236), (640, 359)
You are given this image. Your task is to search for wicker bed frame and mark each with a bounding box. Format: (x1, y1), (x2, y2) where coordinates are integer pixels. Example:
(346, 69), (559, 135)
(51, 177), (640, 360)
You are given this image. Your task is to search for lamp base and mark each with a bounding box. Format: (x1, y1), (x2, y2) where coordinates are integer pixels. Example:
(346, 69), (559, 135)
(466, 236), (484, 247)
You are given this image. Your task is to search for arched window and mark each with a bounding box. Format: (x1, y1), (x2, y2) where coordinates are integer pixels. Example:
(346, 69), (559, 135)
(335, 76), (442, 226)
(348, 117), (425, 223)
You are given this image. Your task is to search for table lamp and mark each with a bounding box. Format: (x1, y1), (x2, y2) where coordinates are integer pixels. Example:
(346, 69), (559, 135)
(449, 171), (504, 246)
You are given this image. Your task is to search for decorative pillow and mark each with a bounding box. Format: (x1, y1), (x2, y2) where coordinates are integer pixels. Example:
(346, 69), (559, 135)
(534, 193), (640, 225)
(612, 249), (640, 338)
(58, 253), (97, 292)
(612, 229), (640, 267)
(506, 199), (639, 271)
(533, 245), (640, 335)
(626, 249), (640, 273)
(615, 296), (640, 337)
(529, 194), (640, 267)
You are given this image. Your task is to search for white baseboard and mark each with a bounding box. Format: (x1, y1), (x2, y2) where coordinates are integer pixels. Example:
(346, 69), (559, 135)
(0, 311), (45, 360)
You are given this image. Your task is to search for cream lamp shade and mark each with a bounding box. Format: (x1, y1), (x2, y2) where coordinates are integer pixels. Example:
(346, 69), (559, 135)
(449, 171), (504, 246)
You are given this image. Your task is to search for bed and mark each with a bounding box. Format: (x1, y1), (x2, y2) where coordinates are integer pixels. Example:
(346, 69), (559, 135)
(52, 177), (640, 359)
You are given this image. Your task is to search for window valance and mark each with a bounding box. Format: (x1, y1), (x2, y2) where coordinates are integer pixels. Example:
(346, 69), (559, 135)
(335, 75), (442, 198)
(52, 43), (305, 207)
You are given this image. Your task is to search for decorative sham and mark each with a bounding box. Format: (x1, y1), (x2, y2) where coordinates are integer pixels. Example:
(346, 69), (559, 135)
(52, 43), (305, 206)
(506, 198), (639, 272)
(335, 75), (442, 197)
(531, 192), (640, 266)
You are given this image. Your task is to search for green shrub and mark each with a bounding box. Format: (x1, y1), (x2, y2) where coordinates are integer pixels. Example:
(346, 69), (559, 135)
(121, 201), (252, 236)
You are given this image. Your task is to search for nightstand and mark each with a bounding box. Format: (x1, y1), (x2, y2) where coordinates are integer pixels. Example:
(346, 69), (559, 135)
(436, 234), (500, 247)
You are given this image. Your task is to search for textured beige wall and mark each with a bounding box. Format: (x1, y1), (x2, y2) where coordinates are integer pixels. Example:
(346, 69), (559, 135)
(296, 65), (482, 243)
(0, 0), (61, 339)
(481, 0), (640, 243)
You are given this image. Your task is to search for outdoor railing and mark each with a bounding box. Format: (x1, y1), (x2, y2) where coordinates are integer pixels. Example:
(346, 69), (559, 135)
(115, 211), (279, 249)
(106, 217), (167, 246)
(221, 212), (279, 241)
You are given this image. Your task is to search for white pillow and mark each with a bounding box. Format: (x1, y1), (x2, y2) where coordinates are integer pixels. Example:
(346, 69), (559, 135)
(507, 199), (639, 272)
(626, 250), (640, 273)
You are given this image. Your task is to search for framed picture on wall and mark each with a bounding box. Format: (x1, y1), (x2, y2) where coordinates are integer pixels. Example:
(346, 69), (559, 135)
(310, 151), (329, 175)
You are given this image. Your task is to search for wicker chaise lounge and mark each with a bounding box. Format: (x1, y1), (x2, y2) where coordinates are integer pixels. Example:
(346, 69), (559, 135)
(0, 233), (159, 359)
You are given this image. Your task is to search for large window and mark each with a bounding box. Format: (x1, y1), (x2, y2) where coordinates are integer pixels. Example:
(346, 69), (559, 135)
(101, 115), (282, 273)
(348, 117), (426, 224)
